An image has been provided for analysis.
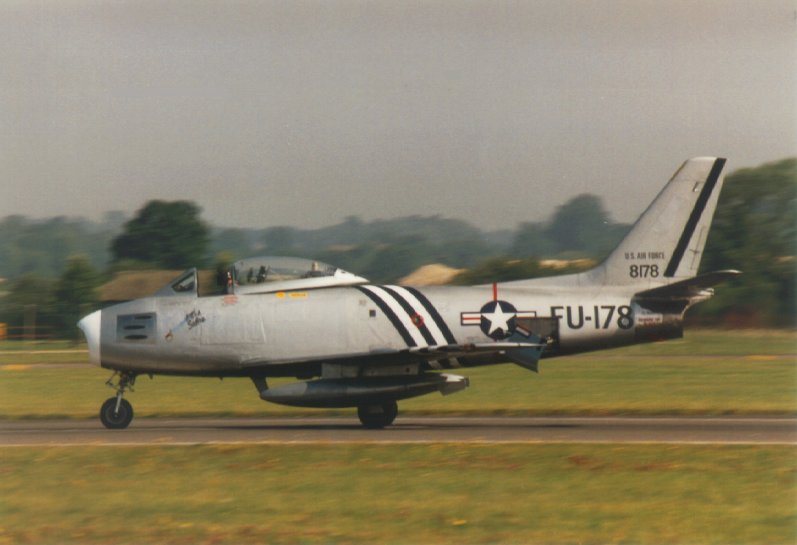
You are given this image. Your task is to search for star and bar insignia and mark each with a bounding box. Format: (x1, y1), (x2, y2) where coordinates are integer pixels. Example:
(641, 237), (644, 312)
(461, 300), (536, 340)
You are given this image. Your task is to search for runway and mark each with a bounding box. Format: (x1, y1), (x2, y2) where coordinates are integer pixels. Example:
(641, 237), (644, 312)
(1, 416), (795, 446)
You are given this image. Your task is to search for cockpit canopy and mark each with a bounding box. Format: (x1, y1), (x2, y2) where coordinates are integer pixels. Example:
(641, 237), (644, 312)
(154, 256), (368, 298)
(230, 256), (367, 294)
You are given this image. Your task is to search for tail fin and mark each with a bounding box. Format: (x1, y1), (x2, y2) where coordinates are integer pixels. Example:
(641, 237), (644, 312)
(589, 157), (727, 286)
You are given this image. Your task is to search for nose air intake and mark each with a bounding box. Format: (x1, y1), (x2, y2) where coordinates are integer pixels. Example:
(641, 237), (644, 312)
(78, 310), (102, 366)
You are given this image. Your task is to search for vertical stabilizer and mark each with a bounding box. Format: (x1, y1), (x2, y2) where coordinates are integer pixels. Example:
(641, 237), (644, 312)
(589, 157), (727, 286)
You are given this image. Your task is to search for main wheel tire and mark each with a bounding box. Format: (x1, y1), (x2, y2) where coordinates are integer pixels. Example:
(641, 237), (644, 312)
(357, 401), (398, 429)
(100, 397), (134, 429)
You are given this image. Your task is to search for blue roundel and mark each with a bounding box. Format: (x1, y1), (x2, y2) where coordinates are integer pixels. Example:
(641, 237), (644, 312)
(479, 300), (517, 340)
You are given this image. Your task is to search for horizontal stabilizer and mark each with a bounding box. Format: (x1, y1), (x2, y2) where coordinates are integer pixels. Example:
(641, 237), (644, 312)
(634, 270), (741, 300)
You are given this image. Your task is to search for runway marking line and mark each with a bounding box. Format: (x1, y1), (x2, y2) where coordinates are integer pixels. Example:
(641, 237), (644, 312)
(2, 440), (795, 448)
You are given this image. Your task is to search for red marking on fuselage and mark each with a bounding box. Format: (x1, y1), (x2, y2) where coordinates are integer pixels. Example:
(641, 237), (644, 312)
(492, 283), (498, 301)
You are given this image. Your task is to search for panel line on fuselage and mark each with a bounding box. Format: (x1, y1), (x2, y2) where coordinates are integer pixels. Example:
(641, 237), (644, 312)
(354, 284), (461, 369)
(354, 285), (418, 346)
(383, 285), (461, 368)
(400, 286), (458, 344)
(380, 286), (438, 345)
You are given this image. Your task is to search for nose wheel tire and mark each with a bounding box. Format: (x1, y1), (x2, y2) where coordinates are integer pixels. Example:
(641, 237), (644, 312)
(100, 397), (134, 429)
(357, 401), (398, 429)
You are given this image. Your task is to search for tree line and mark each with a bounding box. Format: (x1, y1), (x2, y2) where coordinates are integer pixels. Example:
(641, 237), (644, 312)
(0, 157), (793, 338)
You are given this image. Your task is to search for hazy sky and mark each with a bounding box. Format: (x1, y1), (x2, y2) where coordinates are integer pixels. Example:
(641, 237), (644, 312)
(2, 1), (795, 230)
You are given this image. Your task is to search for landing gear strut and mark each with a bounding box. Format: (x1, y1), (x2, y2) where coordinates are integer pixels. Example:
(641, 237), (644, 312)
(100, 371), (136, 429)
(357, 400), (398, 429)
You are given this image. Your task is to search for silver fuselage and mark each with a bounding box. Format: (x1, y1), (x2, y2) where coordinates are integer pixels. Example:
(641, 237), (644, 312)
(88, 281), (676, 376)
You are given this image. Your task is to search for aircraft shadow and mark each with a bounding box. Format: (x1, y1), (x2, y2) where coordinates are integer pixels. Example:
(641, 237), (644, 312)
(208, 421), (581, 431)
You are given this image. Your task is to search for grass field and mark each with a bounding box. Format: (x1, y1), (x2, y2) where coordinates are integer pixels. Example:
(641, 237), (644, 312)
(1, 444), (794, 545)
(1, 331), (795, 545)
(0, 330), (794, 419)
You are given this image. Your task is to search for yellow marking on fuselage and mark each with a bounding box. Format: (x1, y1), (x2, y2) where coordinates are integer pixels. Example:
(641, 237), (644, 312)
(275, 292), (307, 299)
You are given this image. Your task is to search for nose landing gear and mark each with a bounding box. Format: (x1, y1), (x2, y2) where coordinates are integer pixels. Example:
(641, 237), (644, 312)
(100, 371), (136, 429)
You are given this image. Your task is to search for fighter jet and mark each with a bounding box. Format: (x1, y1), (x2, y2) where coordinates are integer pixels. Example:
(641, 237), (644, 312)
(79, 157), (739, 429)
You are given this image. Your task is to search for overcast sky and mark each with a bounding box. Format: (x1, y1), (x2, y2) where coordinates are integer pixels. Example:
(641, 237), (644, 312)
(1, 1), (795, 231)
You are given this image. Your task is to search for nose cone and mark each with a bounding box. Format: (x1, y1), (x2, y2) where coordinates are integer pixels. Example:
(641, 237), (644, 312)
(77, 310), (102, 366)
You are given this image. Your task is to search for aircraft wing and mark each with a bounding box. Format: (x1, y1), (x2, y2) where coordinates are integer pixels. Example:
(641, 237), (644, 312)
(412, 341), (547, 373)
(240, 341), (544, 370)
(408, 341), (544, 359)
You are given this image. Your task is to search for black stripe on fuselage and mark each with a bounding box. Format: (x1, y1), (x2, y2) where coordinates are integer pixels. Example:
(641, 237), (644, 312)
(403, 286), (457, 344)
(664, 157), (726, 277)
(402, 286), (461, 369)
(354, 286), (416, 347)
(380, 286), (438, 346)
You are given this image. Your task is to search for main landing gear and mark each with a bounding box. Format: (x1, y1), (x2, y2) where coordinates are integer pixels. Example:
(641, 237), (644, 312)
(100, 371), (136, 429)
(357, 400), (398, 429)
